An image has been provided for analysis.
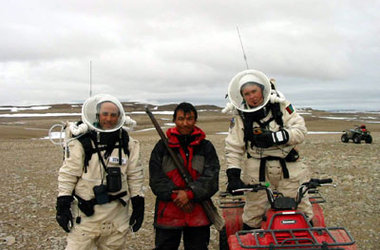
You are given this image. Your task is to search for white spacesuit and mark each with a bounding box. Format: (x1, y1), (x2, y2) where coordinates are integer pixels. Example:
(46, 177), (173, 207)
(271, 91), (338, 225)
(56, 94), (144, 249)
(224, 70), (312, 229)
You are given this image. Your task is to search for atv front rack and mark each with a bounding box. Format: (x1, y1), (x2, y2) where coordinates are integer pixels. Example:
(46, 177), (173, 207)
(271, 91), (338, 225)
(308, 188), (326, 204)
(219, 191), (245, 208)
(234, 227), (355, 249)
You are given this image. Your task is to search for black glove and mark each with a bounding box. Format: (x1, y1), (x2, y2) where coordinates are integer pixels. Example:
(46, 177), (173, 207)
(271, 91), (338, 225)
(252, 129), (289, 148)
(129, 196), (144, 232)
(226, 168), (246, 195)
(56, 196), (73, 233)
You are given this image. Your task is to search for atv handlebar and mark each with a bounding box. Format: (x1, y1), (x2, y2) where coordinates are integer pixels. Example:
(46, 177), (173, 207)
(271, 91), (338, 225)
(297, 178), (335, 205)
(309, 178), (332, 185)
(303, 178), (333, 189)
(233, 178), (333, 193)
(232, 178), (335, 208)
(232, 184), (266, 194)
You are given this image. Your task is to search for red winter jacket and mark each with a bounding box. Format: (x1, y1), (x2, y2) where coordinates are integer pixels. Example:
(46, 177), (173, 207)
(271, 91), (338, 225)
(149, 126), (220, 228)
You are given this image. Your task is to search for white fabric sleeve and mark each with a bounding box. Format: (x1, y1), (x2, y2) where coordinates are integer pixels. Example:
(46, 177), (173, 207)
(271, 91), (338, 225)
(281, 102), (307, 145)
(126, 137), (145, 197)
(225, 115), (246, 170)
(57, 140), (84, 196)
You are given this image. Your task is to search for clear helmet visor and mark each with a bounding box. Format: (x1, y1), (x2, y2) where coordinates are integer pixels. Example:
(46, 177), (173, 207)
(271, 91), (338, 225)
(81, 94), (126, 133)
(227, 69), (271, 112)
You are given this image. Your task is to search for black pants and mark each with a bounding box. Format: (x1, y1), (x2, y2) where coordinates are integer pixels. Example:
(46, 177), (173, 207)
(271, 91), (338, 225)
(155, 226), (210, 250)
(242, 223), (260, 230)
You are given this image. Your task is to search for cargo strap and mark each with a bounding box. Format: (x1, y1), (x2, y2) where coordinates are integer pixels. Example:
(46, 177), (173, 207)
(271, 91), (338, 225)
(76, 191), (127, 206)
(238, 102), (284, 151)
(74, 191), (128, 216)
(77, 127), (130, 173)
(259, 157), (289, 182)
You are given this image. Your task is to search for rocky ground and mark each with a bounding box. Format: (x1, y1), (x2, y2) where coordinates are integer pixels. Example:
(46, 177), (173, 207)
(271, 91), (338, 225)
(0, 107), (379, 249)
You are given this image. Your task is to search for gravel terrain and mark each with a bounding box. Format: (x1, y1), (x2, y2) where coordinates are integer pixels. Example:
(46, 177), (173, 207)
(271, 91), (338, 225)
(0, 107), (379, 249)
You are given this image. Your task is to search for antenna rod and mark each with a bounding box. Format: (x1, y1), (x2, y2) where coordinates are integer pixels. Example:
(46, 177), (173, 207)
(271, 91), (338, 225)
(89, 60), (92, 97)
(236, 26), (249, 69)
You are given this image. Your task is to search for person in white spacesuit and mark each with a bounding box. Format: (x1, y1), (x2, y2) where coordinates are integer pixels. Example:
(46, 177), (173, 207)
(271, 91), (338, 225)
(56, 94), (144, 249)
(224, 69), (313, 229)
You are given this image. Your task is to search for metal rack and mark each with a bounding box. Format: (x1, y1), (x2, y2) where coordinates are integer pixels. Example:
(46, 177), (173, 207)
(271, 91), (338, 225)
(308, 188), (326, 204)
(235, 227), (355, 249)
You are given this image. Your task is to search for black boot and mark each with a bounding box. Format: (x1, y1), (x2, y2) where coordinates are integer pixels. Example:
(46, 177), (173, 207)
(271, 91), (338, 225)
(242, 223), (260, 231)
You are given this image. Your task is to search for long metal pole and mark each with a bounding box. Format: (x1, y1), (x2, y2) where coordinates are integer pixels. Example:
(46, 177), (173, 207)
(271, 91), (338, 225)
(236, 26), (249, 69)
(89, 60), (92, 97)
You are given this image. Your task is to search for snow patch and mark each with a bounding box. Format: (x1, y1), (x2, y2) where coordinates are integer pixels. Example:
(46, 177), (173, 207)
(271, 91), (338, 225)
(0, 113), (80, 118)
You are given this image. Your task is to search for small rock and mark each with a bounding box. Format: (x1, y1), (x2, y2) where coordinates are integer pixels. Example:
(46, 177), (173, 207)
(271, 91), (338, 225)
(5, 236), (16, 245)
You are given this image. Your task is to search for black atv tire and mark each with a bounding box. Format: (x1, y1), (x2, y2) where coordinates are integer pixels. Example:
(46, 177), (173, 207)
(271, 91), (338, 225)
(365, 135), (373, 144)
(341, 134), (349, 143)
(219, 227), (229, 250)
(353, 134), (361, 144)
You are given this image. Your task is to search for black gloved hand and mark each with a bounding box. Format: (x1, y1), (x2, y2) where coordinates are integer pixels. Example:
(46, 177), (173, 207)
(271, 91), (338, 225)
(252, 129), (289, 148)
(226, 168), (246, 195)
(56, 196), (73, 233)
(129, 196), (145, 232)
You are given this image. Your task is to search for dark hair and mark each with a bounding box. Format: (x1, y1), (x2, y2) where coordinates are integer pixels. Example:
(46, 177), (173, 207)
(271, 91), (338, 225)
(240, 82), (265, 96)
(173, 102), (198, 122)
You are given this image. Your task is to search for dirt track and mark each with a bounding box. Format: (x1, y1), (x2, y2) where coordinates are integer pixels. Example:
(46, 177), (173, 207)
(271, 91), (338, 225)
(0, 107), (379, 249)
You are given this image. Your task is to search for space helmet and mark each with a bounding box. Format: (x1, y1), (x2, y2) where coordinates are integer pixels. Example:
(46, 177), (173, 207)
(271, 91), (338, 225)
(227, 69), (271, 112)
(81, 94), (126, 133)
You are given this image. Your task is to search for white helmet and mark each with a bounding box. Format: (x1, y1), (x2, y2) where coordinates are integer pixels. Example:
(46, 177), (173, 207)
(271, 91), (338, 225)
(81, 94), (126, 133)
(227, 69), (271, 112)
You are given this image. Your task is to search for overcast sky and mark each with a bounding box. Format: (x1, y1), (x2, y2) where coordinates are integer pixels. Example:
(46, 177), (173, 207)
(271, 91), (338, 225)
(1, 0), (379, 110)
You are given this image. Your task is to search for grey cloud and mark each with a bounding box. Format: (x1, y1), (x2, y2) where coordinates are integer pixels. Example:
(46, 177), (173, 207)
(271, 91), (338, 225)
(0, 0), (379, 110)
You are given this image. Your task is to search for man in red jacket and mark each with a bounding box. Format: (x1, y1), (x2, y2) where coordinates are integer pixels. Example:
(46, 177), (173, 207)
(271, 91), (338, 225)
(149, 102), (220, 250)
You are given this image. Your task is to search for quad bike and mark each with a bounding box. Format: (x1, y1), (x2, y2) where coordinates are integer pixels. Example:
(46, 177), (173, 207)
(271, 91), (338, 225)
(341, 125), (372, 144)
(219, 178), (356, 249)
